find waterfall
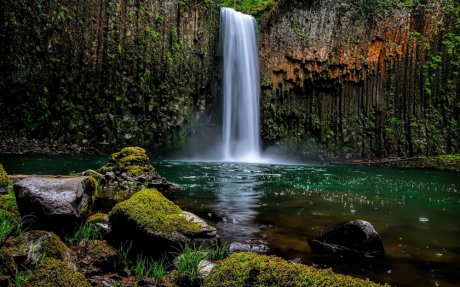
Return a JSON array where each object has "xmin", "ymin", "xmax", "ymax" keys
[{"xmin": 220, "ymin": 8, "xmax": 261, "ymax": 163}]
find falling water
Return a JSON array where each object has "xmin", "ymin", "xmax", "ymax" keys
[{"xmin": 220, "ymin": 8, "xmax": 261, "ymax": 162}]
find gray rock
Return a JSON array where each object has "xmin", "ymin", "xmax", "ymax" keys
[
  {"xmin": 14, "ymin": 176, "xmax": 96, "ymax": 230},
  {"xmin": 228, "ymin": 242, "xmax": 269, "ymax": 255},
  {"xmin": 198, "ymin": 259, "xmax": 215, "ymax": 280},
  {"xmin": 105, "ymin": 172, "xmax": 116, "ymax": 181},
  {"xmin": 308, "ymin": 220, "xmax": 385, "ymax": 257}
]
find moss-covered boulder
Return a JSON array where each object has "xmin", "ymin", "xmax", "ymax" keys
[
  {"xmin": 95, "ymin": 147, "xmax": 177, "ymax": 212},
  {"xmin": 0, "ymin": 164, "xmax": 8, "ymax": 195},
  {"xmin": 204, "ymin": 252, "xmax": 388, "ymax": 287},
  {"xmin": 109, "ymin": 188, "xmax": 217, "ymax": 255},
  {"xmin": 76, "ymin": 240, "xmax": 118, "ymax": 274},
  {"xmin": 0, "ymin": 230, "xmax": 75, "ymax": 275},
  {"xmin": 14, "ymin": 176, "xmax": 96, "ymax": 231},
  {"xmin": 26, "ymin": 258, "xmax": 91, "ymax": 287},
  {"xmin": 86, "ymin": 213, "xmax": 110, "ymax": 236}
]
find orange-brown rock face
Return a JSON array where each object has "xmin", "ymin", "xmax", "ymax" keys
[{"xmin": 259, "ymin": 0, "xmax": 459, "ymax": 159}]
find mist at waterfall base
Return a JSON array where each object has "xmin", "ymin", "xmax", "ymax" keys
[{"xmin": 175, "ymin": 8, "xmax": 293, "ymax": 164}]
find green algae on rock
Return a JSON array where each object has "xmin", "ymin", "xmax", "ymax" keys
[
  {"xmin": 204, "ymin": 252, "xmax": 388, "ymax": 287},
  {"xmin": 26, "ymin": 257, "xmax": 91, "ymax": 287},
  {"xmin": 109, "ymin": 188, "xmax": 216, "ymax": 253}
]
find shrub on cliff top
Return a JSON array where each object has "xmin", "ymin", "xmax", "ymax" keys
[{"xmin": 204, "ymin": 252, "xmax": 388, "ymax": 287}]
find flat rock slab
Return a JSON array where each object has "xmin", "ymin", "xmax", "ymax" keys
[{"xmin": 14, "ymin": 176, "xmax": 95, "ymax": 231}]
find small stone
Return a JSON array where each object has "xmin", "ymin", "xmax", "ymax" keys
[{"xmin": 198, "ymin": 259, "xmax": 215, "ymax": 280}]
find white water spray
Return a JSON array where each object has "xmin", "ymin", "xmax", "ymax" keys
[{"xmin": 220, "ymin": 8, "xmax": 261, "ymax": 163}]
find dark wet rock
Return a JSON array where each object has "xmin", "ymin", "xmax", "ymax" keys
[
  {"xmin": 308, "ymin": 220, "xmax": 385, "ymax": 257},
  {"xmin": 0, "ymin": 230, "xmax": 75, "ymax": 274},
  {"xmin": 228, "ymin": 242, "xmax": 269, "ymax": 255},
  {"xmin": 137, "ymin": 278, "xmax": 157, "ymax": 286},
  {"xmin": 13, "ymin": 176, "xmax": 96, "ymax": 231},
  {"xmin": 0, "ymin": 164, "xmax": 8, "ymax": 195},
  {"xmin": 109, "ymin": 188, "xmax": 217, "ymax": 255}
]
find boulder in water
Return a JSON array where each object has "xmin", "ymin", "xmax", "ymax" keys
[
  {"xmin": 228, "ymin": 242, "xmax": 269, "ymax": 255},
  {"xmin": 13, "ymin": 176, "xmax": 96, "ymax": 231},
  {"xmin": 308, "ymin": 220, "xmax": 385, "ymax": 257}
]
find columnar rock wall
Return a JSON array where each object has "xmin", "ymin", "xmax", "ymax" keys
[
  {"xmin": 259, "ymin": 0, "xmax": 460, "ymax": 159},
  {"xmin": 0, "ymin": 0, "xmax": 220, "ymax": 153}
]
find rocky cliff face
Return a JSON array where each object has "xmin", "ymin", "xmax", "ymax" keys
[
  {"xmin": 259, "ymin": 0, "xmax": 459, "ymax": 159},
  {"xmin": 0, "ymin": 0, "xmax": 219, "ymax": 153}
]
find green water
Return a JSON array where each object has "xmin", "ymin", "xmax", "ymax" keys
[{"xmin": 1, "ymin": 155, "xmax": 459, "ymax": 287}]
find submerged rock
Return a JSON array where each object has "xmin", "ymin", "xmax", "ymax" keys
[
  {"xmin": 308, "ymin": 220, "xmax": 385, "ymax": 257},
  {"xmin": 0, "ymin": 230, "xmax": 75, "ymax": 274},
  {"xmin": 27, "ymin": 257, "xmax": 91, "ymax": 287},
  {"xmin": 204, "ymin": 252, "xmax": 387, "ymax": 287},
  {"xmin": 0, "ymin": 164, "xmax": 8, "ymax": 195},
  {"xmin": 13, "ymin": 176, "xmax": 96, "ymax": 231},
  {"xmin": 109, "ymin": 188, "xmax": 217, "ymax": 255},
  {"xmin": 228, "ymin": 242, "xmax": 269, "ymax": 255}
]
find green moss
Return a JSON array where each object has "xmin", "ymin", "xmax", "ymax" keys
[
  {"xmin": 436, "ymin": 154, "xmax": 460, "ymax": 161},
  {"xmin": 204, "ymin": 252, "xmax": 388, "ymax": 287},
  {"xmin": 27, "ymin": 258, "xmax": 91, "ymax": 287},
  {"xmin": 87, "ymin": 213, "xmax": 108, "ymax": 224},
  {"xmin": 109, "ymin": 188, "xmax": 200, "ymax": 234},
  {"xmin": 220, "ymin": 0, "xmax": 279, "ymax": 15}
]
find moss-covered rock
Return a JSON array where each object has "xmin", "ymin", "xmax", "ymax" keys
[
  {"xmin": 76, "ymin": 240, "xmax": 118, "ymax": 273},
  {"xmin": 0, "ymin": 164, "xmax": 8, "ymax": 195},
  {"xmin": 26, "ymin": 258, "xmax": 90, "ymax": 287},
  {"xmin": 99, "ymin": 147, "xmax": 156, "ymax": 178},
  {"xmin": 95, "ymin": 147, "xmax": 177, "ymax": 212},
  {"xmin": 204, "ymin": 252, "xmax": 388, "ymax": 287},
  {"xmin": 109, "ymin": 188, "xmax": 216, "ymax": 254},
  {"xmin": 0, "ymin": 230, "xmax": 75, "ymax": 275}
]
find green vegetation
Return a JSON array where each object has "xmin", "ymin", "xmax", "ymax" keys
[
  {"xmin": 109, "ymin": 188, "xmax": 200, "ymax": 234},
  {"xmin": 219, "ymin": 0, "xmax": 279, "ymax": 15},
  {"xmin": 86, "ymin": 212, "xmax": 108, "ymax": 224},
  {"xmin": 204, "ymin": 252, "xmax": 388, "ymax": 287},
  {"xmin": 27, "ymin": 258, "xmax": 91, "ymax": 287},
  {"xmin": 134, "ymin": 255, "xmax": 166, "ymax": 283},
  {"xmin": 118, "ymin": 241, "xmax": 133, "ymax": 274},
  {"xmin": 65, "ymin": 223, "xmax": 102, "ymax": 245},
  {"xmin": 176, "ymin": 244, "xmax": 207, "ymax": 286}
]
